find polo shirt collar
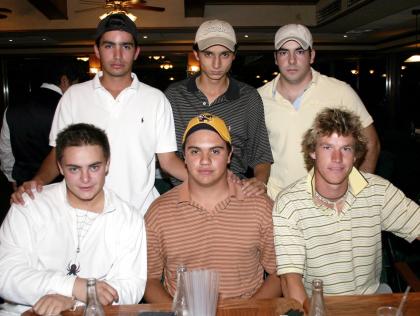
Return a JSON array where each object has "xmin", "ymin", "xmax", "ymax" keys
[
  {"xmin": 306, "ymin": 166, "xmax": 368, "ymax": 197},
  {"xmin": 271, "ymin": 67, "xmax": 319, "ymax": 98},
  {"xmin": 186, "ymin": 74, "xmax": 240, "ymax": 101},
  {"xmin": 93, "ymin": 71, "xmax": 139, "ymax": 91},
  {"xmin": 177, "ymin": 177, "xmax": 245, "ymax": 204},
  {"xmin": 40, "ymin": 83, "xmax": 63, "ymax": 95}
]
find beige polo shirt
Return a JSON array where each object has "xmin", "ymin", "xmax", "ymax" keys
[
  {"xmin": 258, "ymin": 69, "xmax": 373, "ymax": 199},
  {"xmin": 273, "ymin": 168, "xmax": 420, "ymax": 295}
]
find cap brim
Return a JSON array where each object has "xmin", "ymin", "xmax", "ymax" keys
[
  {"xmin": 196, "ymin": 37, "xmax": 236, "ymax": 52},
  {"xmin": 182, "ymin": 124, "xmax": 231, "ymax": 145},
  {"xmin": 275, "ymin": 37, "xmax": 311, "ymax": 50}
]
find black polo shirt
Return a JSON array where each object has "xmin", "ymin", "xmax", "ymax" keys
[{"xmin": 165, "ymin": 74, "xmax": 273, "ymax": 180}]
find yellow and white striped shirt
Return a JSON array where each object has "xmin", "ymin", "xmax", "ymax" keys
[{"xmin": 273, "ymin": 168, "xmax": 419, "ymax": 295}]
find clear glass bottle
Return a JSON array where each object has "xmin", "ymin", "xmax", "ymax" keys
[
  {"xmin": 83, "ymin": 278, "xmax": 105, "ymax": 316},
  {"xmin": 172, "ymin": 265, "xmax": 189, "ymax": 316},
  {"xmin": 308, "ymin": 279, "xmax": 327, "ymax": 316}
]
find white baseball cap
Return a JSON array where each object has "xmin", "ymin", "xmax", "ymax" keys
[
  {"xmin": 274, "ymin": 24, "xmax": 313, "ymax": 50},
  {"xmin": 195, "ymin": 19, "xmax": 237, "ymax": 52}
]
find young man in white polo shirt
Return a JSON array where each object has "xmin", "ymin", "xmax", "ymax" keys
[
  {"xmin": 11, "ymin": 13, "xmax": 186, "ymax": 214},
  {"xmin": 0, "ymin": 124, "xmax": 146, "ymax": 316},
  {"xmin": 273, "ymin": 108, "xmax": 419, "ymax": 312}
]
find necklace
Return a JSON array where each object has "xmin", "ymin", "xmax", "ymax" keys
[
  {"xmin": 66, "ymin": 209, "xmax": 98, "ymax": 275},
  {"xmin": 314, "ymin": 188, "xmax": 348, "ymax": 212}
]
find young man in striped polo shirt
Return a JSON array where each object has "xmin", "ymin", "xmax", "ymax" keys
[
  {"xmin": 273, "ymin": 108, "xmax": 419, "ymax": 310},
  {"xmin": 165, "ymin": 19, "xmax": 273, "ymax": 196},
  {"xmin": 144, "ymin": 113, "xmax": 282, "ymax": 302}
]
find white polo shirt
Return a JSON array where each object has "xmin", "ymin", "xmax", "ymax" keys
[
  {"xmin": 258, "ymin": 69, "xmax": 373, "ymax": 199},
  {"xmin": 49, "ymin": 72, "xmax": 177, "ymax": 214}
]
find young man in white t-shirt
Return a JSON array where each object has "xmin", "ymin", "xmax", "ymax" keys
[{"xmin": 0, "ymin": 123, "xmax": 146, "ymax": 315}]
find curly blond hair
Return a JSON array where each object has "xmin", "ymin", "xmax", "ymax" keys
[{"xmin": 301, "ymin": 108, "xmax": 368, "ymax": 171}]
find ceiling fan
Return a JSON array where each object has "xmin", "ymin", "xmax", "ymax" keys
[
  {"xmin": 77, "ymin": 0, "xmax": 165, "ymax": 14},
  {"xmin": 0, "ymin": 8, "xmax": 12, "ymax": 19}
]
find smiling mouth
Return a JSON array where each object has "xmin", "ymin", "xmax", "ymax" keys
[
  {"xmin": 79, "ymin": 186, "xmax": 93, "ymax": 191},
  {"xmin": 198, "ymin": 169, "xmax": 213, "ymax": 175}
]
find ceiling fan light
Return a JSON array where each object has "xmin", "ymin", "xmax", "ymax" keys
[
  {"xmin": 99, "ymin": 12, "xmax": 109, "ymax": 20},
  {"xmin": 126, "ymin": 12, "xmax": 137, "ymax": 21}
]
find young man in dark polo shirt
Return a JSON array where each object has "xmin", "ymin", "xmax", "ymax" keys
[{"xmin": 165, "ymin": 19, "xmax": 273, "ymax": 196}]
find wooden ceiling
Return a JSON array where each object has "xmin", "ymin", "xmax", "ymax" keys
[
  {"xmin": 1, "ymin": 0, "xmax": 420, "ymax": 54},
  {"xmin": 184, "ymin": 0, "xmax": 319, "ymax": 17}
]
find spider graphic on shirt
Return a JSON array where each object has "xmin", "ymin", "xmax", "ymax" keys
[{"xmin": 67, "ymin": 263, "xmax": 80, "ymax": 276}]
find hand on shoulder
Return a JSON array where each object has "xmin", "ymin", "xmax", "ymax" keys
[{"xmin": 10, "ymin": 180, "xmax": 44, "ymax": 205}]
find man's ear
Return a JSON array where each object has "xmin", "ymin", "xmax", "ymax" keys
[
  {"xmin": 94, "ymin": 44, "xmax": 100, "ymax": 60},
  {"xmin": 57, "ymin": 161, "xmax": 64, "ymax": 176},
  {"xmin": 310, "ymin": 152, "xmax": 316, "ymax": 160},
  {"xmin": 193, "ymin": 50, "xmax": 200, "ymax": 61},
  {"xmin": 105, "ymin": 160, "xmax": 110, "ymax": 175},
  {"xmin": 227, "ymin": 147, "xmax": 233, "ymax": 164},
  {"xmin": 134, "ymin": 46, "xmax": 141, "ymax": 60},
  {"xmin": 310, "ymin": 49, "xmax": 316, "ymax": 64}
]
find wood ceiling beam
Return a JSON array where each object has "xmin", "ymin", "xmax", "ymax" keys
[
  {"xmin": 27, "ymin": 0, "xmax": 68, "ymax": 20},
  {"xmin": 185, "ymin": 0, "xmax": 205, "ymax": 17},
  {"xmin": 184, "ymin": 0, "xmax": 319, "ymax": 17}
]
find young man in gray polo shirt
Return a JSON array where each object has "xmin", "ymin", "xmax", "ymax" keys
[{"xmin": 165, "ymin": 19, "xmax": 273, "ymax": 196}]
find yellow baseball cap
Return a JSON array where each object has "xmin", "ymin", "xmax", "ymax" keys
[{"xmin": 182, "ymin": 113, "xmax": 231, "ymax": 145}]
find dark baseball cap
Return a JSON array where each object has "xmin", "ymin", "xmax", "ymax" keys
[{"xmin": 95, "ymin": 13, "xmax": 139, "ymax": 45}]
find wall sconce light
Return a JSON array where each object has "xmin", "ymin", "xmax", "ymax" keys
[
  {"xmin": 160, "ymin": 61, "xmax": 173, "ymax": 70},
  {"xmin": 187, "ymin": 52, "xmax": 200, "ymax": 76},
  {"xmin": 89, "ymin": 54, "xmax": 101, "ymax": 74},
  {"xmin": 350, "ymin": 69, "xmax": 359, "ymax": 75},
  {"xmin": 405, "ymin": 9, "xmax": 420, "ymax": 63}
]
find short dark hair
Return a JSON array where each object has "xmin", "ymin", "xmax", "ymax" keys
[
  {"xmin": 41, "ymin": 59, "xmax": 81, "ymax": 86},
  {"xmin": 182, "ymin": 139, "xmax": 232, "ymax": 154},
  {"xmin": 56, "ymin": 123, "xmax": 110, "ymax": 162},
  {"xmin": 192, "ymin": 43, "xmax": 238, "ymax": 53},
  {"xmin": 301, "ymin": 108, "xmax": 367, "ymax": 171}
]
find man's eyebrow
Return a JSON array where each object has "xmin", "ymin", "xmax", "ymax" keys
[
  {"xmin": 101, "ymin": 40, "xmax": 134, "ymax": 46},
  {"xmin": 278, "ymin": 47, "xmax": 304, "ymax": 51},
  {"xmin": 89, "ymin": 161, "xmax": 103, "ymax": 166},
  {"xmin": 64, "ymin": 164, "xmax": 80, "ymax": 168}
]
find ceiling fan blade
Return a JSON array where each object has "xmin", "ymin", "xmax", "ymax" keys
[
  {"xmin": 0, "ymin": 8, "xmax": 12, "ymax": 13},
  {"xmin": 0, "ymin": 14, "xmax": 7, "ymax": 19},
  {"xmin": 128, "ymin": 4, "xmax": 165, "ymax": 12},
  {"xmin": 79, "ymin": 0, "xmax": 102, "ymax": 3},
  {"xmin": 75, "ymin": 6, "xmax": 103, "ymax": 13}
]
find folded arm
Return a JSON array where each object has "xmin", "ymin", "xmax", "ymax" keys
[
  {"xmin": 359, "ymin": 124, "xmax": 380, "ymax": 173},
  {"xmin": 252, "ymin": 273, "xmax": 282, "ymax": 299},
  {"xmin": 143, "ymin": 278, "xmax": 172, "ymax": 303},
  {"xmin": 157, "ymin": 151, "xmax": 187, "ymax": 182}
]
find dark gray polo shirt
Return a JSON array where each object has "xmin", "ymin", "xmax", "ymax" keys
[{"xmin": 165, "ymin": 75, "xmax": 273, "ymax": 180}]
